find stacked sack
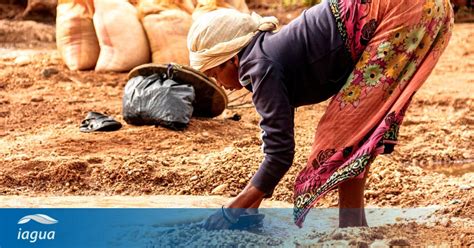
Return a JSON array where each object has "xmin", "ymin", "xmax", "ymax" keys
[
  {"xmin": 56, "ymin": 0, "xmax": 99, "ymax": 70},
  {"xmin": 135, "ymin": 0, "xmax": 249, "ymax": 65},
  {"xmin": 56, "ymin": 0, "xmax": 150, "ymax": 71},
  {"xmin": 56, "ymin": 0, "xmax": 249, "ymax": 71},
  {"xmin": 137, "ymin": 0, "xmax": 194, "ymax": 65},
  {"xmin": 93, "ymin": 0, "xmax": 150, "ymax": 71}
]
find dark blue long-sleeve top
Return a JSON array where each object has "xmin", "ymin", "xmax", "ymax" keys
[{"xmin": 237, "ymin": 0, "xmax": 354, "ymax": 195}]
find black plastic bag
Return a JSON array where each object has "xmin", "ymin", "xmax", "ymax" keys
[{"xmin": 122, "ymin": 73, "xmax": 195, "ymax": 130}]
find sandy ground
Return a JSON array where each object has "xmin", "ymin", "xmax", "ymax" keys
[{"xmin": 0, "ymin": 5, "xmax": 473, "ymax": 246}]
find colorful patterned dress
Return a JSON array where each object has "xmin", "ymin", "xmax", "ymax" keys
[{"xmin": 294, "ymin": 0, "xmax": 454, "ymax": 226}]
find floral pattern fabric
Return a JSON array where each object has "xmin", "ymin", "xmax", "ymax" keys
[{"xmin": 294, "ymin": 0, "xmax": 454, "ymax": 227}]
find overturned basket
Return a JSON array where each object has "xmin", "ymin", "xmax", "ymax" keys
[{"xmin": 128, "ymin": 63, "xmax": 228, "ymax": 118}]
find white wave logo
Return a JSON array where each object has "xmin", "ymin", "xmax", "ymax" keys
[
  {"xmin": 17, "ymin": 214, "xmax": 57, "ymax": 243},
  {"xmin": 17, "ymin": 214, "xmax": 58, "ymax": 225}
]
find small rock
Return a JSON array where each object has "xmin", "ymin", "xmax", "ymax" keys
[
  {"xmin": 227, "ymin": 113, "xmax": 241, "ymax": 121},
  {"xmin": 0, "ymin": 98, "xmax": 9, "ymax": 105},
  {"xmin": 449, "ymin": 199, "xmax": 461, "ymax": 205},
  {"xmin": 441, "ymin": 208, "xmax": 450, "ymax": 214},
  {"xmin": 331, "ymin": 230, "xmax": 344, "ymax": 240},
  {"xmin": 114, "ymin": 185, "xmax": 125, "ymax": 193},
  {"xmin": 31, "ymin": 96, "xmax": 44, "ymax": 102},
  {"xmin": 426, "ymin": 220, "xmax": 436, "ymax": 227},
  {"xmin": 349, "ymin": 240, "xmax": 369, "ymax": 248},
  {"xmin": 419, "ymin": 160, "xmax": 428, "ymax": 167},
  {"xmin": 388, "ymin": 238, "xmax": 410, "ymax": 246},
  {"xmin": 222, "ymin": 109, "xmax": 241, "ymax": 121},
  {"xmin": 370, "ymin": 240, "xmax": 389, "ymax": 248},
  {"xmin": 0, "ymin": 131, "xmax": 7, "ymax": 137},
  {"xmin": 146, "ymin": 161, "xmax": 154, "ymax": 166},
  {"xmin": 326, "ymin": 240, "xmax": 349, "ymax": 246},
  {"xmin": 379, "ymin": 169, "xmax": 389, "ymax": 178},
  {"xmin": 459, "ymin": 185, "xmax": 472, "ymax": 190},
  {"xmin": 410, "ymin": 190, "xmax": 421, "ymax": 196},
  {"xmin": 41, "ymin": 68, "xmax": 59, "ymax": 78},
  {"xmin": 439, "ymin": 217, "xmax": 450, "ymax": 227},
  {"xmin": 462, "ymin": 152, "xmax": 471, "ymax": 159},
  {"xmin": 427, "ymin": 158, "xmax": 434, "ymax": 166},
  {"xmin": 14, "ymin": 55, "xmax": 30, "ymax": 65},
  {"xmin": 64, "ymin": 85, "xmax": 73, "ymax": 91},
  {"xmin": 190, "ymin": 175, "xmax": 198, "ymax": 181},
  {"xmin": 223, "ymin": 147, "xmax": 233, "ymax": 153},
  {"xmin": 211, "ymin": 183, "xmax": 228, "ymax": 195},
  {"xmin": 365, "ymin": 190, "xmax": 377, "ymax": 196}
]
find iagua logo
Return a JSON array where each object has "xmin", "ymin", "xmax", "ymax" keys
[{"xmin": 17, "ymin": 214, "xmax": 57, "ymax": 243}]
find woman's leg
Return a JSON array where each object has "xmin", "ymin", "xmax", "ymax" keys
[
  {"xmin": 245, "ymin": 197, "xmax": 264, "ymax": 214},
  {"xmin": 338, "ymin": 166, "xmax": 369, "ymax": 227},
  {"xmin": 249, "ymin": 197, "xmax": 263, "ymax": 208},
  {"xmin": 294, "ymin": 0, "xmax": 454, "ymax": 226}
]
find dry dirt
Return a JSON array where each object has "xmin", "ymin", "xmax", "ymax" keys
[{"xmin": 0, "ymin": 4, "xmax": 473, "ymax": 246}]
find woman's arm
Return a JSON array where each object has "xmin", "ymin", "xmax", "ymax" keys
[
  {"xmin": 244, "ymin": 60, "xmax": 295, "ymax": 197},
  {"xmin": 226, "ymin": 184, "xmax": 265, "ymax": 209},
  {"xmin": 205, "ymin": 61, "xmax": 294, "ymax": 230}
]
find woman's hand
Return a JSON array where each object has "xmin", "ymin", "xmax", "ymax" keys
[
  {"xmin": 203, "ymin": 184, "xmax": 265, "ymax": 230},
  {"xmin": 203, "ymin": 206, "xmax": 240, "ymax": 230}
]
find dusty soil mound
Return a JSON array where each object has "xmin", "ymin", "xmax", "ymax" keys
[{"xmin": 0, "ymin": 19, "xmax": 55, "ymax": 48}]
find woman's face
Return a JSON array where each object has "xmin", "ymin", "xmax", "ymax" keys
[{"xmin": 204, "ymin": 57, "xmax": 243, "ymax": 91}]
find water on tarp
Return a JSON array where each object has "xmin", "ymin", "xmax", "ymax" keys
[
  {"xmin": 107, "ymin": 207, "xmax": 440, "ymax": 247},
  {"xmin": 0, "ymin": 195, "xmax": 439, "ymax": 247}
]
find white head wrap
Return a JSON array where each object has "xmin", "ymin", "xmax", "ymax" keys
[{"xmin": 187, "ymin": 8, "xmax": 279, "ymax": 72}]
